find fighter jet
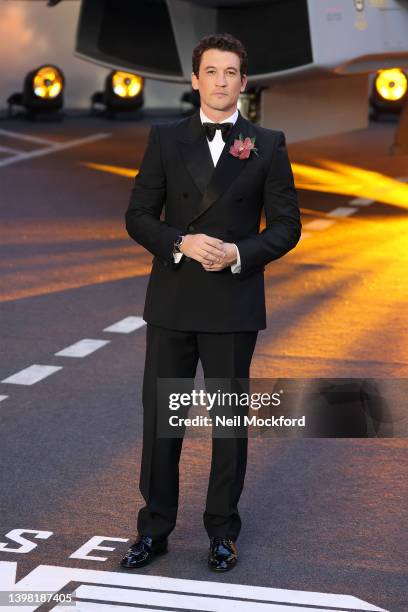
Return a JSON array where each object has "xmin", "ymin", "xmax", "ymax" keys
[{"xmin": 41, "ymin": 0, "xmax": 408, "ymax": 144}]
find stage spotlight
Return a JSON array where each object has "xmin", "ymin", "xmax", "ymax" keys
[
  {"xmin": 91, "ymin": 70, "xmax": 144, "ymax": 117},
  {"xmin": 370, "ymin": 68, "xmax": 407, "ymax": 120},
  {"xmin": 375, "ymin": 68, "xmax": 407, "ymax": 101},
  {"xmin": 112, "ymin": 71, "xmax": 143, "ymax": 98},
  {"xmin": 7, "ymin": 65, "xmax": 65, "ymax": 119}
]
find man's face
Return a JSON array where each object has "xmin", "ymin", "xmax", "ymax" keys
[{"xmin": 191, "ymin": 48, "xmax": 247, "ymax": 111}]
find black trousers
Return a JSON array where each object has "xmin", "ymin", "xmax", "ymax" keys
[{"xmin": 137, "ymin": 324, "xmax": 258, "ymax": 542}]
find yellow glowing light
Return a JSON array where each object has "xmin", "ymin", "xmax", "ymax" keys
[
  {"xmin": 82, "ymin": 163, "xmax": 139, "ymax": 178},
  {"xmin": 112, "ymin": 72, "xmax": 143, "ymax": 98},
  {"xmin": 33, "ymin": 66, "xmax": 63, "ymax": 99},
  {"xmin": 254, "ymin": 215, "xmax": 408, "ymax": 376},
  {"xmin": 375, "ymin": 68, "xmax": 407, "ymax": 101},
  {"xmin": 0, "ymin": 219, "xmax": 151, "ymax": 303},
  {"xmin": 82, "ymin": 158, "xmax": 408, "ymax": 211},
  {"xmin": 291, "ymin": 160, "xmax": 408, "ymax": 209}
]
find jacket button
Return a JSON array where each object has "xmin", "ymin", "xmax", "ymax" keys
[{"xmin": 188, "ymin": 225, "xmax": 194, "ymax": 231}]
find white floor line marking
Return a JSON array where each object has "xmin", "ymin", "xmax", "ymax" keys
[
  {"xmin": 0, "ymin": 128, "xmax": 56, "ymax": 145},
  {"xmin": 55, "ymin": 603, "xmax": 163, "ymax": 611},
  {"xmin": 0, "ymin": 563, "xmax": 386, "ymax": 612},
  {"xmin": 0, "ymin": 395, "xmax": 8, "ymax": 402},
  {"xmin": 103, "ymin": 316, "xmax": 146, "ymax": 334},
  {"xmin": 1, "ymin": 364, "xmax": 62, "ymax": 386},
  {"xmin": 73, "ymin": 587, "xmax": 352, "ymax": 612},
  {"xmin": 74, "ymin": 583, "xmax": 385, "ymax": 612},
  {"xmin": 349, "ymin": 197, "xmax": 374, "ymax": 206},
  {"xmin": 396, "ymin": 176, "xmax": 408, "ymax": 182},
  {"xmin": 0, "ymin": 133, "xmax": 111, "ymax": 168},
  {"xmin": 0, "ymin": 144, "xmax": 22, "ymax": 155},
  {"xmin": 55, "ymin": 339, "xmax": 110, "ymax": 358},
  {"xmin": 328, "ymin": 207, "xmax": 358, "ymax": 217},
  {"xmin": 303, "ymin": 219, "xmax": 336, "ymax": 231}
]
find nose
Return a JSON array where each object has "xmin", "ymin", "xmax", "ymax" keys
[{"xmin": 215, "ymin": 73, "xmax": 227, "ymax": 87}]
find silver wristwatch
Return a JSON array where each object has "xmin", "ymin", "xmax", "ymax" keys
[{"xmin": 173, "ymin": 235, "xmax": 184, "ymax": 254}]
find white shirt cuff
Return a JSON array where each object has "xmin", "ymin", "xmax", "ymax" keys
[{"xmin": 230, "ymin": 244, "xmax": 241, "ymax": 274}]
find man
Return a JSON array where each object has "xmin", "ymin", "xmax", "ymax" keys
[{"xmin": 120, "ymin": 33, "xmax": 301, "ymax": 572}]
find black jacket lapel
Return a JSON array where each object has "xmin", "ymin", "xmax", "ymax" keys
[
  {"xmin": 177, "ymin": 110, "xmax": 214, "ymax": 196},
  {"xmin": 177, "ymin": 109, "xmax": 256, "ymax": 224},
  {"xmin": 193, "ymin": 111, "xmax": 251, "ymax": 223}
]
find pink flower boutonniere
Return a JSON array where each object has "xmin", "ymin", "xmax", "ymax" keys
[{"xmin": 229, "ymin": 133, "xmax": 258, "ymax": 160}]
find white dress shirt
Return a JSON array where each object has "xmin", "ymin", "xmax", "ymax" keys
[{"xmin": 173, "ymin": 107, "xmax": 241, "ymax": 273}]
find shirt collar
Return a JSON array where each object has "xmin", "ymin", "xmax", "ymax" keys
[{"xmin": 200, "ymin": 107, "xmax": 238, "ymax": 125}]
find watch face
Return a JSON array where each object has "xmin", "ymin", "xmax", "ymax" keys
[{"xmin": 174, "ymin": 236, "xmax": 183, "ymax": 253}]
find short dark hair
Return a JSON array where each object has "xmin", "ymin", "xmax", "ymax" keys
[{"xmin": 192, "ymin": 33, "xmax": 248, "ymax": 78}]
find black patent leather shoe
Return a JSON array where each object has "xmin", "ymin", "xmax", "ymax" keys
[
  {"xmin": 208, "ymin": 537, "xmax": 238, "ymax": 571},
  {"xmin": 120, "ymin": 535, "xmax": 168, "ymax": 569}
]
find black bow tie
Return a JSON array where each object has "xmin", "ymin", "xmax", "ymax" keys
[{"xmin": 202, "ymin": 122, "xmax": 234, "ymax": 143}]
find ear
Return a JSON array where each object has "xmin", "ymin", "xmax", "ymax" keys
[
  {"xmin": 191, "ymin": 71, "xmax": 199, "ymax": 91},
  {"xmin": 240, "ymin": 74, "xmax": 248, "ymax": 92}
]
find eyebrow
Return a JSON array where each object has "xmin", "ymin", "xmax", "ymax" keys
[{"xmin": 204, "ymin": 66, "xmax": 238, "ymax": 71}]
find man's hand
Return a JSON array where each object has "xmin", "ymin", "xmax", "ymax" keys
[
  {"xmin": 202, "ymin": 242, "xmax": 237, "ymax": 272},
  {"xmin": 180, "ymin": 234, "xmax": 226, "ymax": 265}
]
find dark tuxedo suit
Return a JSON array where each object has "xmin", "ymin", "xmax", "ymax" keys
[
  {"xmin": 125, "ymin": 108, "xmax": 301, "ymax": 542},
  {"xmin": 126, "ymin": 109, "xmax": 301, "ymax": 332}
]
